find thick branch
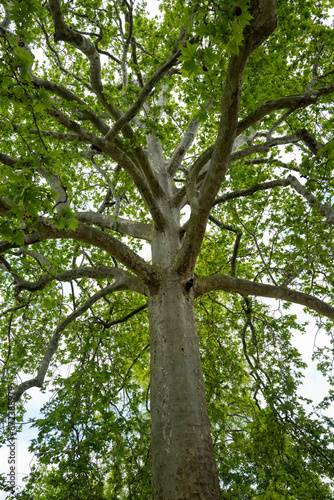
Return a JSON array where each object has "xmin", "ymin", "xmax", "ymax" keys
[
  {"xmin": 76, "ymin": 212, "xmax": 151, "ymax": 241},
  {"xmin": 49, "ymin": 0, "xmax": 104, "ymax": 95},
  {"xmin": 172, "ymin": 146, "xmax": 214, "ymax": 208},
  {"xmin": 168, "ymin": 98, "xmax": 212, "ymax": 177},
  {"xmin": 229, "ymin": 132, "xmax": 305, "ymax": 163},
  {"xmin": 43, "ymin": 107, "xmax": 165, "ymax": 228},
  {"xmin": 287, "ymin": 175, "xmax": 334, "ymax": 224},
  {"xmin": 0, "ymin": 152, "xmax": 18, "ymax": 167},
  {"xmin": 175, "ymin": 0, "xmax": 278, "ymax": 274},
  {"xmin": 48, "ymin": 0, "xmax": 163, "ymax": 189},
  {"xmin": 14, "ymin": 266, "xmax": 147, "ymax": 297},
  {"xmin": 237, "ymin": 84, "xmax": 334, "ymax": 135},
  {"xmin": 195, "ymin": 274, "xmax": 334, "ymax": 320},
  {"xmin": 35, "ymin": 219, "xmax": 157, "ymax": 286}
]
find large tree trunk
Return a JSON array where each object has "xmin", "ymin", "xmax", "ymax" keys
[{"xmin": 148, "ymin": 273, "xmax": 221, "ymax": 499}]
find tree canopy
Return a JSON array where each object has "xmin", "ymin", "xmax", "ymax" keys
[{"xmin": 0, "ymin": 0, "xmax": 334, "ymax": 498}]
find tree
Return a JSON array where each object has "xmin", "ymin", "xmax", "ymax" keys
[{"xmin": 0, "ymin": 0, "xmax": 334, "ymax": 497}]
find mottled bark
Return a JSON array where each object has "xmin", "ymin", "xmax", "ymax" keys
[{"xmin": 148, "ymin": 274, "xmax": 221, "ymax": 499}]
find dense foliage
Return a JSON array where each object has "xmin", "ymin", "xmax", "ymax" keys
[{"xmin": 0, "ymin": 0, "xmax": 334, "ymax": 497}]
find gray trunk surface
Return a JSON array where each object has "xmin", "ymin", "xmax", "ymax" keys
[
  {"xmin": 148, "ymin": 277, "xmax": 221, "ymax": 499},
  {"xmin": 148, "ymin": 193, "xmax": 221, "ymax": 498}
]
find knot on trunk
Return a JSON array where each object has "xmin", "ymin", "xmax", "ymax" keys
[{"xmin": 185, "ymin": 277, "xmax": 194, "ymax": 291}]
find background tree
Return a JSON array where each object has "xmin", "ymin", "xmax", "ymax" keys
[{"xmin": 0, "ymin": 0, "xmax": 334, "ymax": 498}]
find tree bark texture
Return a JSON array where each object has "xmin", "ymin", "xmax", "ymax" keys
[{"xmin": 148, "ymin": 275, "xmax": 221, "ymax": 499}]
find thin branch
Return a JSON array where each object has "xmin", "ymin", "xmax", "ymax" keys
[
  {"xmin": 229, "ymin": 131, "xmax": 306, "ymax": 163},
  {"xmin": 266, "ymin": 109, "xmax": 295, "ymax": 140},
  {"xmin": 15, "ymin": 248, "xmax": 54, "ymax": 271},
  {"xmin": 0, "ymin": 304, "xmax": 25, "ymax": 321},
  {"xmin": 31, "ymin": 75, "xmax": 110, "ymax": 135},
  {"xmin": 213, "ymin": 178, "xmax": 290, "ymax": 206},
  {"xmin": 105, "ymin": 303, "xmax": 148, "ymax": 329},
  {"xmin": 104, "ymin": 48, "xmax": 182, "ymax": 143},
  {"xmin": 208, "ymin": 216, "xmax": 241, "ymax": 235},
  {"xmin": 231, "ymin": 233, "xmax": 242, "ymax": 277},
  {"xmin": 12, "ymin": 281, "xmax": 127, "ymax": 402},
  {"xmin": 118, "ymin": 342, "xmax": 150, "ymax": 393},
  {"xmin": 131, "ymin": 38, "xmax": 144, "ymax": 87},
  {"xmin": 37, "ymin": 19, "xmax": 94, "ymax": 92}
]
